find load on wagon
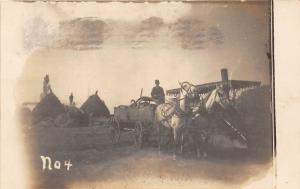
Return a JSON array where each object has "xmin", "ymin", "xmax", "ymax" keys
[{"xmin": 110, "ymin": 96, "xmax": 157, "ymax": 148}]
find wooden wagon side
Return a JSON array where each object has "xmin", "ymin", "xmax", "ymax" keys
[{"xmin": 109, "ymin": 97, "xmax": 156, "ymax": 148}]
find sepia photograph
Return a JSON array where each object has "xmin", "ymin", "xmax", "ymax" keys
[{"xmin": 1, "ymin": 1, "xmax": 276, "ymax": 189}]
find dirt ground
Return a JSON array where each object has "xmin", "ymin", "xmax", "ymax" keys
[
  {"xmin": 19, "ymin": 86, "xmax": 274, "ymax": 189},
  {"xmin": 22, "ymin": 124, "xmax": 273, "ymax": 189}
]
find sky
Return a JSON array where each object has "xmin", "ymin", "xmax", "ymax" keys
[{"xmin": 14, "ymin": 1, "xmax": 271, "ymax": 112}]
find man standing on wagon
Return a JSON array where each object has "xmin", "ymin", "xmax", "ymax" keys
[{"xmin": 151, "ymin": 79, "xmax": 165, "ymax": 104}]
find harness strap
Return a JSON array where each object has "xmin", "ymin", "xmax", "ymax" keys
[{"xmin": 221, "ymin": 116, "xmax": 247, "ymax": 142}]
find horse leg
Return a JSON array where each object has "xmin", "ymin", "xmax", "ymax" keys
[
  {"xmin": 180, "ymin": 127, "xmax": 188, "ymax": 156},
  {"xmin": 180, "ymin": 133, "xmax": 184, "ymax": 155},
  {"xmin": 193, "ymin": 129, "xmax": 206, "ymax": 159},
  {"xmin": 201, "ymin": 131, "xmax": 208, "ymax": 158},
  {"xmin": 173, "ymin": 127, "xmax": 183, "ymax": 160},
  {"xmin": 194, "ymin": 131, "xmax": 201, "ymax": 159},
  {"xmin": 173, "ymin": 128, "xmax": 177, "ymax": 160},
  {"xmin": 196, "ymin": 136, "xmax": 201, "ymax": 159},
  {"xmin": 157, "ymin": 122, "xmax": 161, "ymax": 156}
]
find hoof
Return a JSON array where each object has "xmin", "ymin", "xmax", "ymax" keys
[
  {"xmin": 173, "ymin": 154, "xmax": 176, "ymax": 161},
  {"xmin": 196, "ymin": 149, "xmax": 202, "ymax": 159}
]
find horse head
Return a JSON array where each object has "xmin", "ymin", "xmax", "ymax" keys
[
  {"xmin": 196, "ymin": 85, "xmax": 248, "ymax": 150},
  {"xmin": 178, "ymin": 81, "xmax": 197, "ymax": 98},
  {"xmin": 204, "ymin": 85, "xmax": 232, "ymax": 113}
]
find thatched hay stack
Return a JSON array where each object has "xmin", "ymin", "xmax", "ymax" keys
[
  {"xmin": 32, "ymin": 93, "xmax": 65, "ymax": 125},
  {"xmin": 235, "ymin": 85, "xmax": 273, "ymax": 160},
  {"xmin": 55, "ymin": 106, "xmax": 89, "ymax": 127},
  {"xmin": 80, "ymin": 94, "xmax": 110, "ymax": 117}
]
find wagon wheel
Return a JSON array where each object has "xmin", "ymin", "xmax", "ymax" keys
[
  {"xmin": 110, "ymin": 117, "xmax": 121, "ymax": 145},
  {"xmin": 134, "ymin": 121, "xmax": 144, "ymax": 149}
]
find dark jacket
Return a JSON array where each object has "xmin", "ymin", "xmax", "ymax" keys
[{"xmin": 151, "ymin": 86, "xmax": 165, "ymax": 104}]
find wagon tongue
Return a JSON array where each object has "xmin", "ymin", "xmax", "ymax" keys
[{"xmin": 221, "ymin": 116, "xmax": 247, "ymax": 142}]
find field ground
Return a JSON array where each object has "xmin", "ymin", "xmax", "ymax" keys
[{"xmin": 22, "ymin": 124, "xmax": 273, "ymax": 189}]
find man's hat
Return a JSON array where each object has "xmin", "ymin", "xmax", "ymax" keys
[{"xmin": 155, "ymin": 80, "xmax": 160, "ymax": 84}]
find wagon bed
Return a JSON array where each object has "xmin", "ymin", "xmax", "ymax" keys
[{"xmin": 109, "ymin": 96, "xmax": 157, "ymax": 148}]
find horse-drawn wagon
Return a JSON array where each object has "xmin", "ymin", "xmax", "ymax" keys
[
  {"xmin": 109, "ymin": 71, "xmax": 257, "ymax": 158},
  {"xmin": 109, "ymin": 96, "xmax": 157, "ymax": 148}
]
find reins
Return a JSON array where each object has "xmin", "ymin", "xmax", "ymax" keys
[{"xmin": 160, "ymin": 84, "xmax": 194, "ymax": 121}]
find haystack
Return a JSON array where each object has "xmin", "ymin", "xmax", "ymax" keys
[
  {"xmin": 80, "ymin": 94, "xmax": 110, "ymax": 117},
  {"xmin": 32, "ymin": 93, "xmax": 65, "ymax": 124},
  {"xmin": 55, "ymin": 106, "xmax": 89, "ymax": 127},
  {"xmin": 235, "ymin": 86, "xmax": 273, "ymax": 160}
]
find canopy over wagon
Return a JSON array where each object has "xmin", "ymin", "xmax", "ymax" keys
[
  {"xmin": 166, "ymin": 80, "xmax": 261, "ymax": 96},
  {"xmin": 166, "ymin": 69, "xmax": 260, "ymax": 97}
]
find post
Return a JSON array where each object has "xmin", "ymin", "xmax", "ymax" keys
[
  {"xmin": 221, "ymin": 68, "xmax": 228, "ymax": 82},
  {"xmin": 140, "ymin": 88, "xmax": 143, "ymax": 97},
  {"xmin": 221, "ymin": 68, "xmax": 229, "ymax": 98}
]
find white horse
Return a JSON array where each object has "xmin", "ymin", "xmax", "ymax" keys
[{"xmin": 155, "ymin": 81, "xmax": 196, "ymax": 160}]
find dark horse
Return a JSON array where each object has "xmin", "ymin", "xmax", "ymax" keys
[{"xmin": 182, "ymin": 83, "xmax": 248, "ymax": 158}]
